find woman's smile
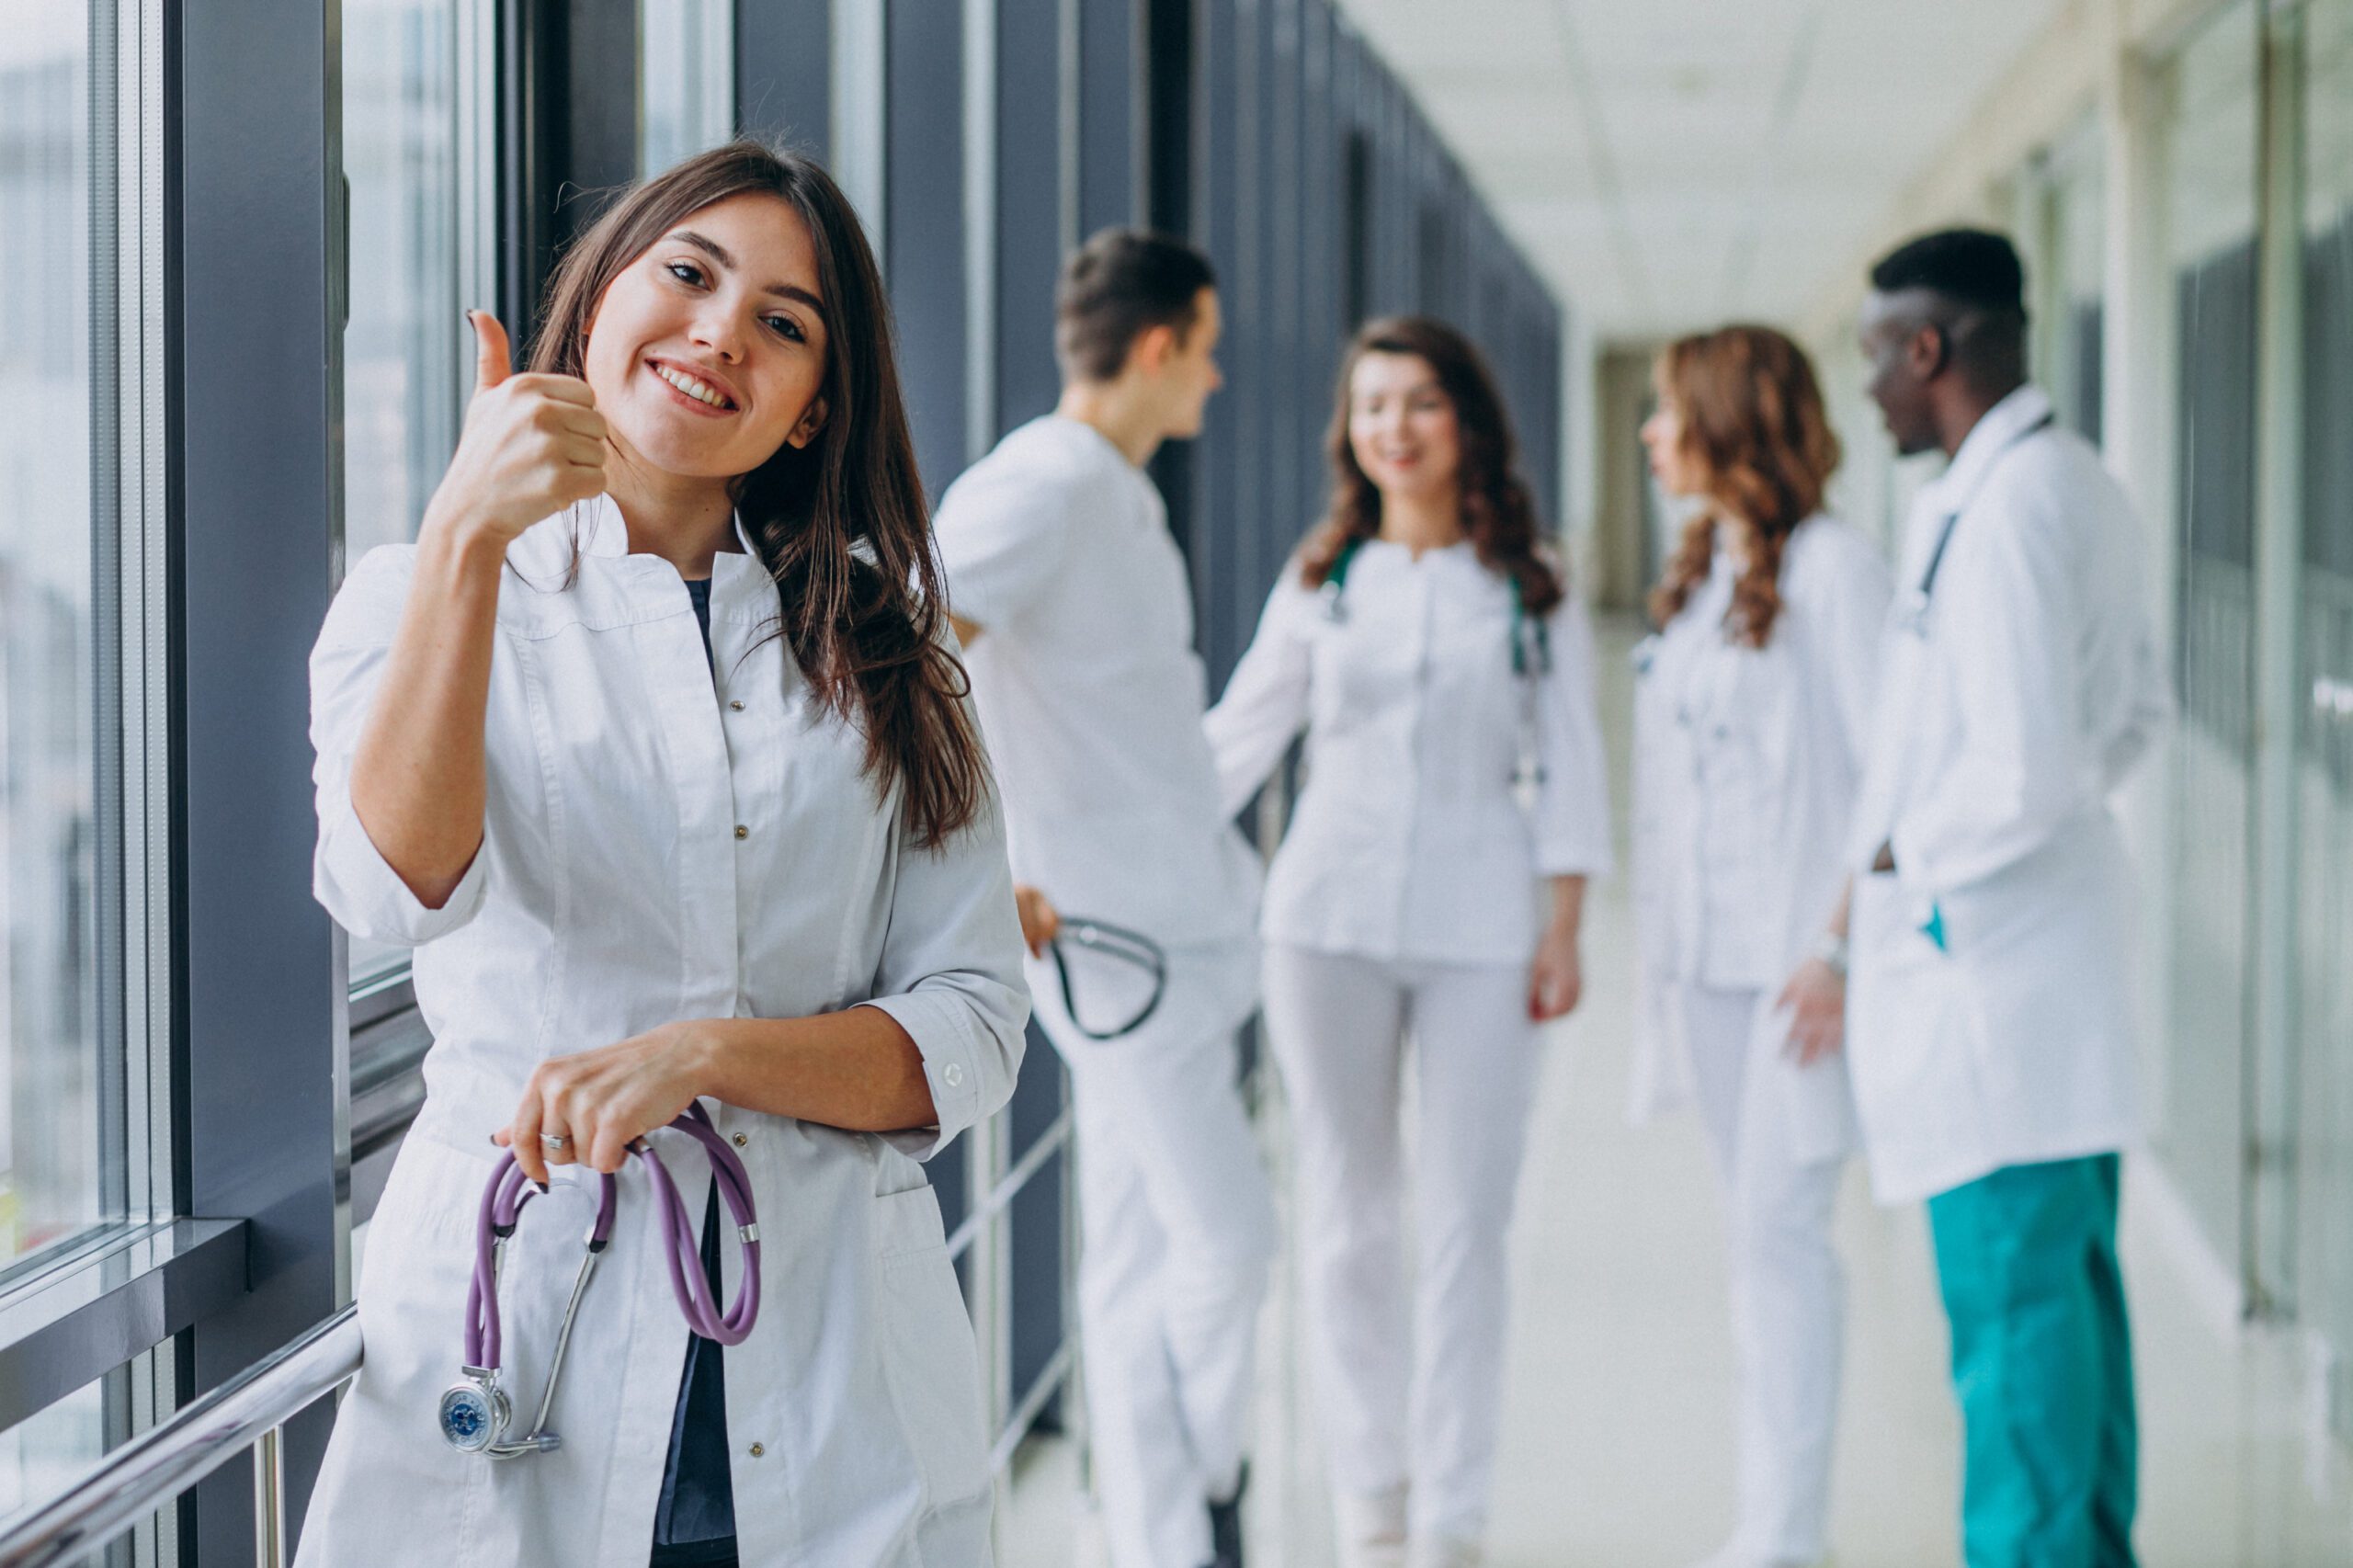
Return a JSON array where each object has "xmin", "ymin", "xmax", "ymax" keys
[{"xmin": 646, "ymin": 356, "xmax": 742, "ymax": 415}]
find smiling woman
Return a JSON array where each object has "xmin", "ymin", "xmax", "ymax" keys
[{"xmin": 296, "ymin": 141, "xmax": 1029, "ymax": 1568}]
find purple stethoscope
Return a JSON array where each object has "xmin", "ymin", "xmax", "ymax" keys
[{"xmin": 437, "ymin": 1100, "xmax": 761, "ymax": 1458}]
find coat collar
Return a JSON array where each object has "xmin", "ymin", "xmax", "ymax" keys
[{"xmin": 1920, "ymin": 384, "xmax": 2053, "ymax": 519}]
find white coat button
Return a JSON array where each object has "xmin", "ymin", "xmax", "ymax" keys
[
  {"xmin": 729, "ymin": 699, "xmax": 744, "ymax": 711},
  {"xmin": 943, "ymin": 1063, "xmax": 965, "ymax": 1088},
  {"xmin": 748, "ymin": 1442, "xmax": 765, "ymax": 1458},
  {"xmin": 733, "ymin": 824, "xmax": 749, "ymax": 840},
  {"xmin": 732, "ymin": 1132, "xmax": 747, "ymax": 1148}
]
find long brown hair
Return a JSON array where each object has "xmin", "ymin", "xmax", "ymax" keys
[
  {"xmin": 1646, "ymin": 324, "xmax": 1840, "ymax": 649},
  {"xmin": 529, "ymin": 141, "xmax": 986, "ymax": 848},
  {"xmin": 1299, "ymin": 316, "xmax": 1563, "ymax": 617}
]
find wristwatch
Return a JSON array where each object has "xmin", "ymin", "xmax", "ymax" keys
[{"xmin": 1809, "ymin": 930, "xmax": 1848, "ymax": 979}]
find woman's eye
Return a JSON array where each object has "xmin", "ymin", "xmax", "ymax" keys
[
  {"xmin": 767, "ymin": 315, "xmax": 805, "ymax": 343},
  {"xmin": 665, "ymin": 260, "xmax": 706, "ymax": 288}
]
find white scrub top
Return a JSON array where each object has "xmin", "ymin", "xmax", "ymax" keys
[
  {"xmin": 1845, "ymin": 386, "xmax": 2170, "ymax": 1204},
  {"xmin": 1629, "ymin": 516, "xmax": 1890, "ymax": 1161},
  {"xmin": 1206, "ymin": 540, "xmax": 1613, "ymax": 967},
  {"xmin": 298, "ymin": 499, "xmax": 1029, "ymax": 1568},
  {"xmin": 932, "ymin": 415, "xmax": 1262, "ymax": 948}
]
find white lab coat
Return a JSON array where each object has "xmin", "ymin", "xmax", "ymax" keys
[
  {"xmin": 1629, "ymin": 516, "xmax": 1891, "ymax": 1164},
  {"xmin": 298, "ymin": 500, "xmax": 1029, "ymax": 1568},
  {"xmin": 1845, "ymin": 387, "xmax": 2170, "ymax": 1205},
  {"xmin": 1205, "ymin": 540, "xmax": 1614, "ymax": 965}
]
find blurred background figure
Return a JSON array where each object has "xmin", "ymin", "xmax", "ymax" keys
[
  {"xmin": 1630, "ymin": 324, "xmax": 1890, "ymax": 1568},
  {"xmin": 1844, "ymin": 228, "xmax": 2169, "ymax": 1568},
  {"xmin": 1207, "ymin": 317, "xmax": 1612, "ymax": 1568},
  {"xmin": 935, "ymin": 230, "xmax": 1273, "ymax": 1568}
]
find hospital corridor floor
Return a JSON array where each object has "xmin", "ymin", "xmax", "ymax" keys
[{"xmin": 997, "ymin": 618, "xmax": 2353, "ymax": 1568}]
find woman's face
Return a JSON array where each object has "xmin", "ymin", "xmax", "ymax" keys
[
  {"xmin": 583, "ymin": 192, "xmax": 831, "ymax": 481},
  {"xmin": 1639, "ymin": 386, "xmax": 1701, "ymax": 497},
  {"xmin": 1347, "ymin": 352, "xmax": 1461, "ymax": 504}
]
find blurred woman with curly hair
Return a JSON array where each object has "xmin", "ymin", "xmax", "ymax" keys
[{"xmin": 1631, "ymin": 324, "xmax": 1891, "ymax": 1568}]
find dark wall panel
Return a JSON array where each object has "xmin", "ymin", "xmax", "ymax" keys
[
  {"xmin": 736, "ymin": 0, "xmax": 832, "ymax": 153},
  {"xmin": 888, "ymin": 0, "xmax": 970, "ymax": 499},
  {"xmin": 998, "ymin": 0, "xmax": 1066, "ymax": 437}
]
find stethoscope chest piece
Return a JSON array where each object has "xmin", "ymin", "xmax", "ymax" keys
[{"xmin": 438, "ymin": 1376, "xmax": 514, "ymax": 1455}]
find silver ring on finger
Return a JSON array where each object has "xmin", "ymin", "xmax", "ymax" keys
[{"xmin": 540, "ymin": 1132, "xmax": 573, "ymax": 1153}]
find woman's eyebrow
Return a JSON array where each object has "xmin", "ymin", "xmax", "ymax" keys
[{"xmin": 671, "ymin": 229, "xmax": 825, "ymax": 313}]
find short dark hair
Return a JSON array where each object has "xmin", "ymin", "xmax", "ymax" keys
[
  {"xmin": 1055, "ymin": 229, "xmax": 1216, "ymax": 382},
  {"xmin": 1869, "ymin": 227, "xmax": 2026, "ymax": 313}
]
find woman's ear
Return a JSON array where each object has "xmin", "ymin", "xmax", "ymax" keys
[{"xmin": 787, "ymin": 395, "xmax": 830, "ymax": 450}]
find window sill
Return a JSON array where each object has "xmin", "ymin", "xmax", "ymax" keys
[{"xmin": 0, "ymin": 1220, "xmax": 247, "ymax": 1431}]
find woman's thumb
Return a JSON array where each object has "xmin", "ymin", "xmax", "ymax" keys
[{"xmin": 468, "ymin": 310, "xmax": 512, "ymax": 392}]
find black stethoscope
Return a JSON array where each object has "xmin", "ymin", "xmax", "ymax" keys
[
  {"xmin": 1895, "ymin": 411, "xmax": 2055, "ymax": 639},
  {"xmin": 1317, "ymin": 535, "xmax": 1552, "ymax": 785},
  {"xmin": 1047, "ymin": 916, "xmax": 1169, "ymax": 1041}
]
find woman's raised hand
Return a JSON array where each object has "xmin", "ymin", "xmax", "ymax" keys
[{"xmin": 421, "ymin": 311, "xmax": 608, "ymax": 548}]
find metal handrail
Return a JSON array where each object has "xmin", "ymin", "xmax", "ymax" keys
[
  {"xmin": 947, "ymin": 1106, "xmax": 1073, "ymax": 1263},
  {"xmin": 0, "ymin": 1305, "xmax": 362, "ymax": 1568}
]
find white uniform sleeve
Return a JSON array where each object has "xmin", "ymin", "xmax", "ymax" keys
[
  {"xmin": 1203, "ymin": 570, "xmax": 1317, "ymax": 821},
  {"xmin": 1801, "ymin": 529, "xmax": 1894, "ymax": 773},
  {"xmin": 1530, "ymin": 596, "xmax": 1615, "ymax": 878},
  {"xmin": 858, "ymin": 725, "xmax": 1031, "ymax": 1162},
  {"xmin": 309, "ymin": 546, "xmax": 493, "ymax": 946},
  {"xmin": 1888, "ymin": 484, "xmax": 2085, "ymax": 895},
  {"xmin": 931, "ymin": 456, "xmax": 1078, "ymax": 631}
]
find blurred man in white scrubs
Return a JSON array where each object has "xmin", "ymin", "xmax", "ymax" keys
[
  {"xmin": 933, "ymin": 230, "xmax": 1273, "ymax": 1568},
  {"xmin": 1838, "ymin": 228, "xmax": 2167, "ymax": 1568}
]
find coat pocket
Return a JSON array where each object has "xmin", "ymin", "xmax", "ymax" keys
[{"xmin": 873, "ymin": 1187, "xmax": 993, "ymax": 1514}]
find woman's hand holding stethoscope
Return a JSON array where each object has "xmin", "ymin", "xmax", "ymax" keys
[
  {"xmin": 421, "ymin": 312, "xmax": 609, "ymax": 551},
  {"xmin": 495, "ymin": 1021, "xmax": 712, "ymax": 1184}
]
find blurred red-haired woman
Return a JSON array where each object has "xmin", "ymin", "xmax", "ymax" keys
[{"xmin": 1631, "ymin": 324, "xmax": 1890, "ymax": 1568}]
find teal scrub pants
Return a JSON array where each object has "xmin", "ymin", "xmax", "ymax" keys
[{"xmin": 1925, "ymin": 1153, "xmax": 2137, "ymax": 1568}]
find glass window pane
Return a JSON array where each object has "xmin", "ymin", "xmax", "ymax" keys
[
  {"xmin": 2157, "ymin": 0, "xmax": 2262, "ymax": 1278},
  {"xmin": 342, "ymin": 0, "xmax": 460, "ymax": 991},
  {"xmin": 641, "ymin": 0, "xmax": 735, "ymax": 176},
  {"xmin": 2298, "ymin": 0, "xmax": 2353, "ymax": 1444},
  {"xmin": 1, "ymin": 0, "xmax": 123, "ymax": 1265}
]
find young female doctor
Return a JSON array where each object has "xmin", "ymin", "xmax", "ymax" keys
[
  {"xmin": 1206, "ymin": 317, "xmax": 1611, "ymax": 1568},
  {"xmin": 1630, "ymin": 326, "xmax": 1890, "ymax": 1568},
  {"xmin": 299, "ymin": 142, "xmax": 1029, "ymax": 1568}
]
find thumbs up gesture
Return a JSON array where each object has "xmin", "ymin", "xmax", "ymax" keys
[{"xmin": 420, "ymin": 312, "xmax": 609, "ymax": 548}]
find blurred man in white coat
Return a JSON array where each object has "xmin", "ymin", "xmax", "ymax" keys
[
  {"xmin": 1831, "ymin": 228, "xmax": 2167, "ymax": 1568},
  {"xmin": 932, "ymin": 230, "xmax": 1273, "ymax": 1568}
]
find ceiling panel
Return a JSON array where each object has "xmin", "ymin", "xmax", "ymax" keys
[{"xmin": 1334, "ymin": 0, "xmax": 2069, "ymax": 340}]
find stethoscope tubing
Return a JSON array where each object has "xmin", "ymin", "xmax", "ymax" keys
[
  {"xmin": 464, "ymin": 1099, "xmax": 760, "ymax": 1375},
  {"xmin": 1047, "ymin": 916, "xmax": 1170, "ymax": 1041}
]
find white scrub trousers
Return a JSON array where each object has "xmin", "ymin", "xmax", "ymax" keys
[
  {"xmin": 1679, "ymin": 983, "xmax": 1846, "ymax": 1565},
  {"xmin": 1032, "ymin": 939, "xmax": 1276, "ymax": 1568},
  {"xmin": 1261, "ymin": 945, "xmax": 1546, "ymax": 1549}
]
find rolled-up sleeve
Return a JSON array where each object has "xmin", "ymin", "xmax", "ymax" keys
[
  {"xmin": 1530, "ymin": 597, "xmax": 1615, "ymax": 877},
  {"xmin": 859, "ymin": 754, "xmax": 1031, "ymax": 1162},
  {"xmin": 310, "ymin": 546, "xmax": 493, "ymax": 946}
]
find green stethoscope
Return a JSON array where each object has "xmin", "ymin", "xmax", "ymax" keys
[
  {"xmin": 1318, "ymin": 535, "xmax": 1552, "ymax": 676},
  {"xmin": 1317, "ymin": 534, "xmax": 1552, "ymax": 785}
]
